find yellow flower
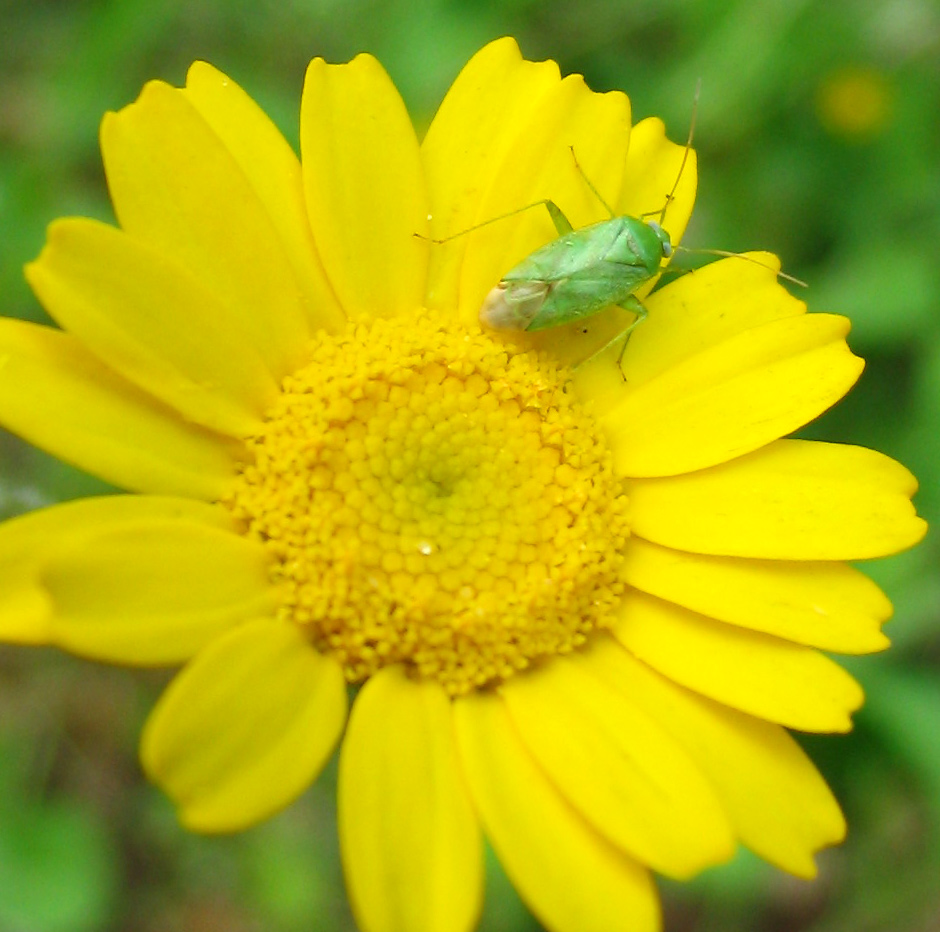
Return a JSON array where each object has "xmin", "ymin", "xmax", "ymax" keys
[{"xmin": 1, "ymin": 38, "xmax": 926, "ymax": 932}]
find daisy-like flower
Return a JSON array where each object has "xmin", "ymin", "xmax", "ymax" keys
[{"xmin": 1, "ymin": 38, "xmax": 926, "ymax": 932}]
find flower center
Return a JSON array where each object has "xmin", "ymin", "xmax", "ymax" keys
[{"xmin": 224, "ymin": 310, "xmax": 630, "ymax": 695}]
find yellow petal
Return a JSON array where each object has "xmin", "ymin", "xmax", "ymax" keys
[
  {"xmin": 587, "ymin": 636, "xmax": 846, "ymax": 878},
  {"xmin": 301, "ymin": 54, "xmax": 429, "ymax": 319},
  {"xmin": 44, "ymin": 511, "xmax": 275, "ymax": 666},
  {"xmin": 602, "ymin": 313, "xmax": 864, "ymax": 476},
  {"xmin": 141, "ymin": 618, "xmax": 346, "ymax": 832},
  {"xmin": 0, "ymin": 495, "xmax": 235, "ymax": 645},
  {"xmin": 421, "ymin": 37, "xmax": 631, "ymax": 328},
  {"xmin": 614, "ymin": 593, "xmax": 864, "ymax": 732},
  {"xmin": 628, "ymin": 439, "xmax": 927, "ymax": 560},
  {"xmin": 622, "ymin": 537, "xmax": 891, "ymax": 653},
  {"xmin": 421, "ymin": 38, "xmax": 565, "ymax": 312},
  {"xmin": 27, "ymin": 218, "xmax": 277, "ymax": 437},
  {"xmin": 421, "ymin": 37, "xmax": 559, "ymax": 244},
  {"xmin": 454, "ymin": 690, "xmax": 660, "ymax": 932},
  {"xmin": 0, "ymin": 318, "xmax": 237, "ymax": 498},
  {"xmin": 573, "ymin": 252, "xmax": 804, "ymax": 415},
  {"xmin": 339, "ymin": 666, "xmax": 482, "ymax": 932},
  {"xmin": 100, "ymin": 80, "xmax": 310, "ymax": 377},
  {"xmin": 183, "ymin": 61, "xmax": 345, "ymax": 334},
  {"xmin": 500, "ymin": 655, "xmax": 735, "ymax": 878},
  {"xmin": 454, "ymin": 70, "xmax": 632, "ymax": 331}
]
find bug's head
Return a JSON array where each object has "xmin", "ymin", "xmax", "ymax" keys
[{"xmin": 646, "ymin": 220, "xmax": 673, "ymax": 259}]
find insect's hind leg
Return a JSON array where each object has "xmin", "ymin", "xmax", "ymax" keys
[
  {"xmin": 543, "ymin": 200, "xmax": 574, "ymax": 235},
  {"xmin": 418, "ymin": 198, "xmax": 574, "ymax": 244}
]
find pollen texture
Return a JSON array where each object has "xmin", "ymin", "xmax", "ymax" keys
[{"xmin": 224, "ymin": 310, "xmax": 630, "ymax": 695}]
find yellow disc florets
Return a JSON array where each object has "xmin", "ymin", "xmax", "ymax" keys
[{"xmin": 224, "ymin": 310, "xmax": 630, "ymax": 695}]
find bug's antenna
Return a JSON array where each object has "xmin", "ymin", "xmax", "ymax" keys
[
  {"xmin": 643, "ymin": 79, "xmax": 701, "ymax": 228},
  {"xmin": 649, "ymin": 82, "xmax": 807, "ymax": 291},
  {"xmin": 660, "ymin": 78, "xmax": 700, "ymax": 226},
  {"xmin": 674, "ymin": 246, "xmax": 809, "ymax": 288}
]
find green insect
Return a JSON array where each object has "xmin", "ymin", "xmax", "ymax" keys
[
  {"xmin": 428, "ymin": 113, "xmax": 696, "ymax": 369},
  {"xmin": 477, "ymin": 165, "xmax": 675, "ymax": 358},
  {"xmin": 430, "ymin": 92, "xmax": 802, "ymax": 371}
]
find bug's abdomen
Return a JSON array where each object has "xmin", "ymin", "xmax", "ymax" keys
[{"xmin": 522, "ymin": 269, "xmax": 644, "ymax": 331}]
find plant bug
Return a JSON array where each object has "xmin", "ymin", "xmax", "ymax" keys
[
  {"xmin": 426, "ymin": 86, "xmax": 803, "ymax": 374},
  {"xmin": 477, "ymin": 157, "xmax": 676, "ymax": 360},
  {"xmin": 425, "ymin": 95, "xmax": 699, "ymax": 372}
]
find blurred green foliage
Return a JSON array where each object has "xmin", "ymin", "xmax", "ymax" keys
[{"xmin": 1, "ymin": 0, "xmax": 938, "ymax": 930}]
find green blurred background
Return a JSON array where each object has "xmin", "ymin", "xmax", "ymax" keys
[{"xmin": 1, "ymin": 0, "xmax": 938, "ymax": 930}]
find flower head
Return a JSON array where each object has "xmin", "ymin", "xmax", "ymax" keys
[{"xmin": 1, "ymin": 38, "xmax": 926, "ymax": 932}]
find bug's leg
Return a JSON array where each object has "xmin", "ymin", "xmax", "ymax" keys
[
  {"xmin": 418, "ymin": 199, "xmax": 574, "ymax": 244},
  {"xmin": 543, "ymin": 200, "xmax": 574, "ymax": 235},
  {"xmin": 614, "ymin": 296, "xmax": 648, "ymax": 370},
  {"xmin": 567, "ymin": 147, "xmax": 616, "ymax": 219},
  {"xmin": 571, "ymin": 296, "xmax": 649, "ymax": 380}
]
